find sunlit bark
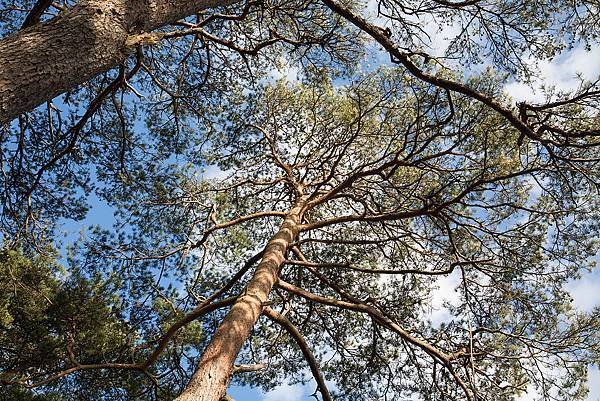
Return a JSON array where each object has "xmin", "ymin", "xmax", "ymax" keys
[
  {"xmin": 174, "ymin": 197, "xmax": 306, "ymax": 401},
  {"xmin": 0, "ymin": 0, "xmax": 240, "ymax": 123}
]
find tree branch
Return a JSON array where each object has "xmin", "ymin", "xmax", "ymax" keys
[
  {"xmin": 20, "ymin": 0, "xmax": 54, "ymax": 29},
  {"xmin": 263, "ymin": 307, "xmax": 333, "ymax": 401}
]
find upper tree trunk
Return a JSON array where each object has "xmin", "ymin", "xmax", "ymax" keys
[
  {"xmin": 0, "ymin": 0, "xmax": 240, "ymax": 124},
  {"xmin": 174, "ymin": 198, "xmax": 307, "ymax": 401}
]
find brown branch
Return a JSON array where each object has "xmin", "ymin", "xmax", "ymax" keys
[
  {"xmin": 248, "ymin": 123, "xmax": 304, "ymax": 196},
  {"xmin": 276, "ymin": 279, "xmax": 451, "ymax": 361},
  {"xmin": 192, "ymin": 211, "xmax": 287, "ymax": 248},
  {"xmin": 142, "ymin": 251, "xmax": 264, "ymax": 369},
  {"xmin": 263, "ymin": 307, "xmax": 333, "ymax": 401},
  {"xmin": 277, "ymin": 279, "xmax": 475, "ymax": 400},
  {"xmin": 320, "ymin": 0, "xmax": 537, "ymax": 142},
  {"xmin": 301, "ymin": 163, "xmax": 541, "ymax": 232},
  {"xmin": 129, "ymin": 26, "xmax": 280, "ymax": 57},
  {"xmin": 142, "ymin": 296, "xmax": 237, "ymax": 368},
  {"xmin": 284, "ymin": 258, "xmax": 487, "ymax": 276},
  {"xmin": 299, "ymin": 206, "xmax": 430, "ymax": 231},
  {"xmin": 432, "ymin": 0, "xmax": 482, "ymax": 6},
  {"xmin": 4, "ymin": 296, "xmax": 237, "ymax": 388},
  {"xmin": 173, "ymin": 197, "xmax": 308, "ymax": 401},
  {"xmin": 20, "ymin": 0, "xmax": 53, "ymax": 29},
  {"xmin": 7, "ymin": 363, "xmax": 142, "ymax": 389},
  {"xmin": 23, "ymin": 48, "xmax": 143, "ymax": 212}
]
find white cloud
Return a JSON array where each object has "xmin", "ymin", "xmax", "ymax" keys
[
  {"xmin": 505, "ymin": 45, "xmax": 600, "ymax": 103},
  {"xmin": 587, "ymin": 366, "xmax": 600, "ymax": 401},
  {"xmin": 266, "ymin": 58, "xmax": 300, "ymax": 83},
  {"xmin": 544, "ymin": 45, "xmax": 600, "ymax": 85},
  {"xmin": 202, "ymin": 164, "xmax": 229, "ymax": 180},
  {"xmin": 262, "ymin": 383, "xmax": 305, "ymax": 401},
  {"xmin": 518, "ymin": 384, "xmax": 538, "ymax": 401},
  {"xmin": 422, "ymin": 18, "xmax": 462, "ymax": 57},
  {"xmin": 366, "ymin": 0, "xmax": 461, "ymax": 57},
  {"xmin": 504, "ymin": 81, "xmax": 547, "ymax": 104},
  {"xmin": 566, "ymin": 269, "xmax": 600, "ymax": 312},
  {"xmin": 428, "ymin": 270, "xmax": 462, "ymax": 326}
]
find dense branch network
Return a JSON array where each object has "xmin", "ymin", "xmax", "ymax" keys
[{"xmin": 0, "ymin": 1, "xmax": 599, "ymax": 401}]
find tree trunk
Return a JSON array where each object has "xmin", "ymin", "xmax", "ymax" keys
[
  {"xmin": 174, "ymin": 198, "xmax": 306, "ymax": 401},
  {"xmin": 0, "ymin": 0, "xmax": 240, "ymax": 124}
]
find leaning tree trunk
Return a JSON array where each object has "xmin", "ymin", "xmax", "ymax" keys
[
  {"xmin": 174, "ymin": 198, "xmax": 307, "ymax": 401},
  {"xmin": 0, "ymin": 0, "xmax": 240, "ymax": 124}
]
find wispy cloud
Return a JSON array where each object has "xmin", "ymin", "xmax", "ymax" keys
[
  {"xmin": 262, "ymin": 383, "xmax": 305, "ymax": 401},
  {"xmin": 428, "ymin": 269, "xmax": 462, "ymax": 326},
  {"xmin": 505, "ymin": 45, "xmax": 600, "ymax": 103},
  {"xmin": 566, "ymin": 270, "xmax": 600, "ymax": 312}
]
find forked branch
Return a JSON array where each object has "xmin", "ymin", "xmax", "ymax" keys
[{"xmin": 263, "ymin": 306, "xmax": 333, "ymax": 401}]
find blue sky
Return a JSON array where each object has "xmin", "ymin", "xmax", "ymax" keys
[
  {"xmin": 50, "ymin": 3, "xmax": 600, "ymax": 400},
  {"xmin": 213, "ymin": 13, "xmax": 600, "ymax": 401},
  {"xmin": 56, "ymin": 46, "xmax": 600, "ymax": 401}
]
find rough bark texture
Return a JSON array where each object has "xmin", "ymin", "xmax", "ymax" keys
[
  {"xmin": 174, "ymin": 199, "xmax": 306, "ymax": 401},
  {"xmin": 0, "ymin": 0, "xmax": 240, "ymax": 123}
]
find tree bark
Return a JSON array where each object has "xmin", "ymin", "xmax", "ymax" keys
[
  {"xmin": 174, "ymin": 198, "xmax": 306, "ymax": 401},
  {"xmin": 0, "ymin": 0, "xmax": 240, "ymax": 124}
]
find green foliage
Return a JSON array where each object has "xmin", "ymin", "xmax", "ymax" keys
[
  {"xmin": 0, "ymin": 247, "xmax": 211, "ymax": 400},
  {"xmin": 0, "ymin": 1, "xmax": 598, "ymax": 400},
  {"xmin": 0, "ymin": 387, "xmax": 66, "ymax": 401}
]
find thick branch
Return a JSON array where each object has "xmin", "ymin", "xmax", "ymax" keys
[
  {"xmin": 193, "ymin": 211, "xmax": 287, "ymax": 248},
  {"xmin": 20, "ymin": 0, "xmax": 54, "ymax": 29},
  {"xmin": 320, "ymin": 0, "xmax": 537, "ymax": 141},
  {"xmin": 174, "ymin": 197, "xmax": 307, "ymax": 401},
  {"xmin": 278, "ymin": 278, "xmax": 475, "ymax": 400},
  {"xmin": 299, "ymin": 207, "xmax": 430, "ymax": 231},
  {"xmin": 263, "ymin": 307, "xmax": 333, "ymax": 401},
  {"xmin": 284, "ymin": 259, "xmax": 477, "ymax": 276},
  {"xmin": 143, "ymin": 296, "xmax": 237, "ymax": 368},
  {"xmin": 0, "ymin": 0, "xmax": 242, "ymax": 123},
  {"xmin": 277, "ymin": 279, "xmax": 475, "ymax": 400},
  {"xmin": 277, "ymin": 279, "xmax": 452, "ymax": 363},
  {"xmin": 3, "ymin": 296, "xmax": 236, "ymax": 389}
]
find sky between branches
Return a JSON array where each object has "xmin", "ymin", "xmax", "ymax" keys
[{"xmin": 50, "ymin": 2, "xmax": 600, "ymax": 400}]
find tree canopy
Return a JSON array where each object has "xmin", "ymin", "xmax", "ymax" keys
[{"xmin": 0, "ymin": 1, "xmax": 599, "ymax": 401}]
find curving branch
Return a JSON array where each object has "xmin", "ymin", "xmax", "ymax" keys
[
  {"xmin": 143, "ymin": 296, "xmax": 237, "ymax": 369},
  {"xmin": 20, "ymin": 0, "xmax": 54, "ymax": 29},
  {"xmin": 320, "ymin": 0, "xmax": 599, "ymax": 151},
  {"xmin": 2, "ymin": 296, "xmax": 237, "ymax": 389},
  {"xmin": 192, "ymin": 210, "xmax": 288, "ymax": 248},
  {"xmin": 0, "ymin": 0, "xmax": 244, "ymax": 123},
  {"xmin": 263, "ymin": 306, "xmax": 333, "ymax": 401},
  {"xmin": 283, "ymin": 258, "xmax": 490, "ymax": 276},
  {"xmin": 277, "ymin": 279, "xmax": 475, "ymax": 400}
]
